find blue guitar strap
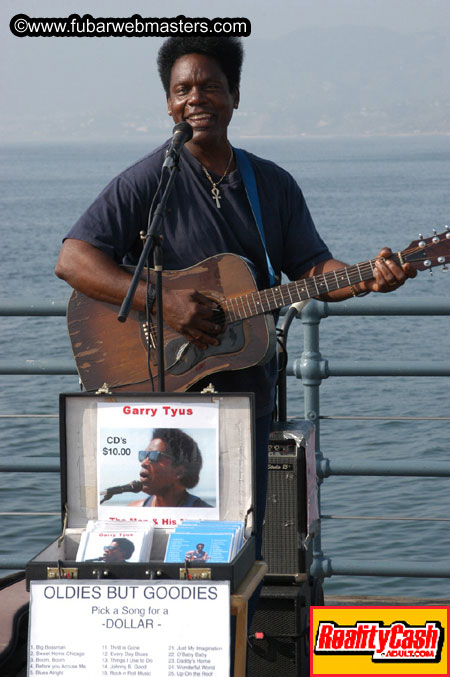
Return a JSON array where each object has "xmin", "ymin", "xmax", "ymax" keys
[{"xmin": 234, "ymin": 147, "xmax": 276, "ymax": 287}]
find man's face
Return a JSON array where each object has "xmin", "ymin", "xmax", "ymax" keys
[
  {"xmin": 167, "ymin": 53, "xmax": 239, "ymax": 146},
  {"xmin": 139, "ymin": 437, "xmax": 181, "ymax": 495},
  {"xmin": 103, "ymin": 541, "xmax": 125, "ymax": 563}
]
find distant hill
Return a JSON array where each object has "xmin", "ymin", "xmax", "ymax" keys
[
  {"xmin": 237, "ymin": 25, "xmax": 450, "ymax": 136},
  {"xmin": 2, "ymin": 25, "xmax": 449, "ymax": 140}
]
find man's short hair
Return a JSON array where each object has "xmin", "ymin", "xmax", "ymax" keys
[
  {"xmin": 152, "ymin": 428, "xmax": 203, "ymax": 489},
  {"xmin": 113, "ymin": 538, "xmax": 135, "ymax": 560},
  {"xmin": 157, "ymin": 36, "xmax": 244, "ymax": 96}
]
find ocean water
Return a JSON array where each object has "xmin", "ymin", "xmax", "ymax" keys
[{"xmin": 1, "ymin": 135, "xmax": 449, "ymax": 598}]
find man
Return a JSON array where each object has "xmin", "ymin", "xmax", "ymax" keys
[
  {"xmin": 185, "ymin": 543, "xmax": 209, "ymax": 562},
  {"xmin": 55, "ymin": 36, "xmax": 415, "ymax": 559},
  {"xmin": 88, "ymin": 537, "xmax": 135, "ymax": 563},
  {"xmin": 129, "ymin": 428, "xmax": 211, "ymax": 508}
]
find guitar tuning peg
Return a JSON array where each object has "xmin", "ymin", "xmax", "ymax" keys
[
  {"xmin": 445, "ymin": 225, "xmax": 450, "ymax": 239},
  {"xmin": 418, "ymin": 233, "xmax": 426, "ymax": 248},
  {"xmin": 432, "ymin": 228, "xmax": 440, "ymax": 243},
  {"xmin": 442, "ymin": 265, "xmax": 449, "ymax": 272}
]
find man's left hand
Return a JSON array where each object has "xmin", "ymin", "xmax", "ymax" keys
[{"xmin": 358, "ymin": 247, "xmax": 417, "ymax": 294}]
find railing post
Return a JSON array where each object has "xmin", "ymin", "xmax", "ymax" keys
[
  {"xmin": 293, "ymin": 300, "xmax": 331, "ymax": 579},
  {"xmin": 294, "ymin": 299, "xmax": 328, "ymax": 450}
]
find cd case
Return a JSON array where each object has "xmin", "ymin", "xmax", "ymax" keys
[
  {"xmin": 165, "ymin": 521, "xmax": 245, "ymax": 563},
  {"xmin": 26, "ymin": 392, "xmax": 256, "ymax": 592}
]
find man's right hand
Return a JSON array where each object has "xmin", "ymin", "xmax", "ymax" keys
[
  {"xmin": 56, "ymin": 239, "xmax": 222, "ymax": 350},
  {"xmin": 162, "ymin": 287, "xmax": 222, "ymax": 350}
]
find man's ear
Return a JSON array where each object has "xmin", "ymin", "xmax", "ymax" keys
[{"xmin": 233, "ymin": 88, "xmax": 240, "ymax": 109}]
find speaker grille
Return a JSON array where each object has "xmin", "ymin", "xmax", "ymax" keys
[
  {"xmin": 262, "ymin": 436, "xmax": 307, "ymax": 576},
  {"xmin": 248, "ymin": 585, "xmax": 309, "ymax": 677}
]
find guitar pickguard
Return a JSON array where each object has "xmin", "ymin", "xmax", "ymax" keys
[{"xmin": 143, "ymin": 320, "xmax": 246, "ymax": 376}]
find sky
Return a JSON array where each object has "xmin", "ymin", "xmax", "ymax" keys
[{"xmin": 1, "ymin": 0, "xmax": 450, "ymax": 140}]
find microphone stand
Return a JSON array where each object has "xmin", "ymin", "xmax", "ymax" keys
[{"xmin": 117, "ymin": 161, "xmax": 181, "ymax": 393}]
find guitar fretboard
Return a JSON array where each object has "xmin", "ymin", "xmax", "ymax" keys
[{"xmin": 223, "ymin": 255, "xmax": 398, "ymax": 322}]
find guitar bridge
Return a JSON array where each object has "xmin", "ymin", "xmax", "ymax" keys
[{"xmin": 141, "ymin": 319, "xmax": 156, "ymax": 350}]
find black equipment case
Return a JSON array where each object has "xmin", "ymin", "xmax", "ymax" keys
[
  {"xmin": 262, "ymin": 420, "xmax": 318, "ymax": 583},
  {"xmin": 26, "ymin": 392, "xmax": 256, "ymax": 592}
]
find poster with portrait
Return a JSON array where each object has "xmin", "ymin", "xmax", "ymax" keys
[{"xmin": 96, "ymin": 400, "xmax": 220, "ymax": 526}]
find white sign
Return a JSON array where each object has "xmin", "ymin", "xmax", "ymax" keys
[{"xmin": 29, "ymin": 580, "xmax": 230, "ymax": 676}]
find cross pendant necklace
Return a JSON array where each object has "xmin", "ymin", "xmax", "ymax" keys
[
  {"xmin": 211, "ymin": 186, "xmax": 221, "ymax": 208},
  {"xmin": 201, "ymin": 144, "xmax": 234, "ymax": 209}
]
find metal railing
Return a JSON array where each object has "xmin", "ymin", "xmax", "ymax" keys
[
  {"xmin": 281, "ymin": 296, "xmax": 450, "ymax": 583},
  {"xmin": 1, "ymin": 297, "xmax": 450, "ymax": 584}
]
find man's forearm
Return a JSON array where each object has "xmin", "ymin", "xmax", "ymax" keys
[{"xmin": 55, "ymin": 238, "xmax": 149, "ymax": 309}]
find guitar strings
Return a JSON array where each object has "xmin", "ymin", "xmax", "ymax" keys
[
  {"xmin": 143, "ymin": 241, "xmax": 440, "ymax": 340},
  {"xmin": 223, "ymin": 244, "xmax": 434, "ymax": 321}
]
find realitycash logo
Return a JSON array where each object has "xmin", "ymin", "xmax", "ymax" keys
[
  {"xmin": 315, "ymin": 620, "xmax": 444, "ymax": 662},
  {"xmin": 311, "ymin": 607, "xmax": 449, "ymax": 676}
]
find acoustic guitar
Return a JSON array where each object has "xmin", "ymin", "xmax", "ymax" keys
[{"xmin": 67, "ymin": 229, "xmax": 450, "ymax": 393}]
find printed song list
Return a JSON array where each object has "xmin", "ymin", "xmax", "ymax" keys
[
  {"xmin": 28, "ymin": 641, "xmax": 222, "ymax": 675},
  {"xmin": 29, "ymin": 581, "xmax": 230, "ymax": 676},
  {"xmin": 168, "ymin": 643, "xmax": 219, "ymax": 676},
  {"xmin": 29, "ymin": 644, "xmax": 87, "ymax": 673}
]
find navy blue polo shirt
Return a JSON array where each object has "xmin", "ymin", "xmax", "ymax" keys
[{"xmin": 66, "ymin": 142, "xmax": 332, "ymax": 416}]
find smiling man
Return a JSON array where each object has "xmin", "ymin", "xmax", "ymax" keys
[{"xmin": 55, "ymin": 36, "xmax": 415, "ymax": 567}]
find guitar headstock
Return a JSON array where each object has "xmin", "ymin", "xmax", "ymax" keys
[{"xmin": 401, "ymin": 226, "xmax": 450, "ymax": 272}]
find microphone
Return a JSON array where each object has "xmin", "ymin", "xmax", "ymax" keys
[
  {"xmin": 163, "ymin": 122, "xmax": 193, "ymax": 169},
  {"xmin": 100, "ymin": 480, "xmax": 143, "ymax": 504}
]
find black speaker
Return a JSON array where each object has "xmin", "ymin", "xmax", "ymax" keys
[
  {"xmin": 247, "ymin": 584, "xmax": 310, "ymax": 677},
  {"xmin": 262, "ymin": 426, "xmax": 311, "ymax": 581}
]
